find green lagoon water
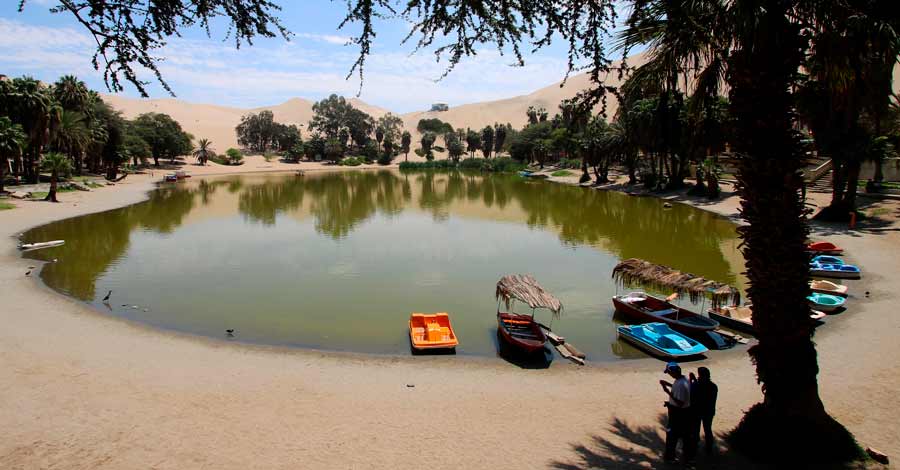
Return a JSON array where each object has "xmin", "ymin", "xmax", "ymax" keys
[{"xmin": 22, "ymin": 170, "xmax": 742, "ymax": 361}]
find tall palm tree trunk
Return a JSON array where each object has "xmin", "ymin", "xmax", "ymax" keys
[
  {"xmin": 728, "ymin": 2, "xmax": 858, "ymax": 461},
  {"xmin": 44, "ymin": 170, "xmax": 59, "ymax": 203}
]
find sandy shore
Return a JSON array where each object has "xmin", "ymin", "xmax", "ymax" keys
[{"xmin": 2, "ymin": 159, "xmax": 898, "ymax": 469}]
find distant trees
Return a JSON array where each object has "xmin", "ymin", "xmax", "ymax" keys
[
  {"xmin": 377, "ymin": 113, "xmax": 404, "ymax": 144},
  {"xmin": 445, "ymin": 132, "xmax": 466, "ymax": 163},
  {"xmin": 131, "ymin": 112, "xmax": 193, "ymax": 166},
  {"xmin": 420, "ymin": 132, "xmax": 436, "ymax": 161},
  {"xmin": 481, "ymin": 126, "xmax": 495, "ymax": 158},
  {"xmin": 417, "ymin": 118, "xmax": 453, "ymax": 135},
  {"xmin": 0, "ymin": 117, "xmax": 26, "ymax": 193},
  {"xmin": 40, "ymin": 152, "xmax": 73, "ymax": 202},
  {"xmin": 465, "ymin": 129, "xmax": 482, "ymax": 158},
  {"xmin": 225, "ymin": 148, "xmax": 243, "ymax": 165},
  {"xmin": 194, "ymin": 138, "xmax": 213, "ymax": 165},
  {"xmin": 235, "ymin": 110, "xmax": 301, "ymax": 153},
  {"xmin": 308, "ymin": 94, "xmax": 377, "ymax": 152},
  {"xmin": 494, "ymin": 124, "xmax": 508, "ymax": 156},
  {"xmin": 400, "ymin": 131, "xmax": 412, "ymax": 162},
  {"xmin": 306, "ymin": 95, "xmax": 405, "ymax": 164}
]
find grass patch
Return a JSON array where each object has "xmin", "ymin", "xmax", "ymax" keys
[
  {"xmin": 400, "ymin": 157, "xmax": 526, "ymax": 173},
  {"xmin": 0, "ymin": 201, "xmax": 15, "ymax": 210},
  {"xmin": 857, "ymin": 180, "xmax": 900, "ymax": 189},
  {"xmin": 551, "ymin": 170, "xmax": 573, "ymax": 177},
  {"xmin": 81, "ymin": 179, "xmax": 104, "ymax": 189},
  {"xmin": 30, "ymin": 187, "xmax": 77, "ymax": 199}
]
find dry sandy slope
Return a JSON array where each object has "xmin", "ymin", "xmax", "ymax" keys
[
  {"xmin": 103, "ymin": 56, "xmax": 645, "ymax": 154},
  {"xmin": 1, "ymin": 164, "xmax": 898, "ymax": 469}
]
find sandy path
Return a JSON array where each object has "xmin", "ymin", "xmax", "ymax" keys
[{"xmin": 1, "ymin": 164, "xmax": 897, "ymax": 469}]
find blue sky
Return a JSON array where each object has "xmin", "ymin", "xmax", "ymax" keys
[{"xmin": 1, "ymin": 1, "xmax": 626, "ymax": 112}]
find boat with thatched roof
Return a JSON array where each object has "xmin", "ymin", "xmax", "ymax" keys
[{"xmin": 495, "ymin": 274, "xmax": 562, "ymax": 354}]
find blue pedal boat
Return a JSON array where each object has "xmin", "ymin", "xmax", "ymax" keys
[
  {"xmin": 617, "ymin": 322, "xmax": 708, "ymax": 359},
  {"xmin": 810, "ymin": 262, "xmax": 861, "ymax": 279},
  {"xmin": 811, "ymin": 255, "xmax": 844, "ymax": 265},
  {"xmin": 807, "ymin": 292, "xmax": 846, "ymax": 313}
]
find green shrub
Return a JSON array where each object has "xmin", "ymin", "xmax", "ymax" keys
[
  {"xmin": 263, "ymin": 151, "xmax": 277, "ymax": 162},
  {"xmin": 398, "ymin": 157, "xmax": 526, "ymax": 173},
  {"xmin": 339, "ymin": 156, "xmax": 364, "ymax": 166},
  {"xmin": 377, "ymin": 153, "xmax": 393, "ymax": 165},
  {"xmin": 225, "ymin": 148, "xmax": 244, "ymax": 165}
]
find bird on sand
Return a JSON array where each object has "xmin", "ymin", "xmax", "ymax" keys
[
  {"xmin": 25, "ymin": 269, "xmax": 32, "ymax": 276},
  {"xmin": 103, "ymin": 290, "xmax": 112, "ymax": 301},
  {"xmin": 226, "ymin": 329, "xmax": 235, "ymax": 336}
]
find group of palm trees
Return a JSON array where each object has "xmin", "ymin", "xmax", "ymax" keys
[{"xmin": 0, "ymin": 75, "xmax": 126, "ymax": 200}]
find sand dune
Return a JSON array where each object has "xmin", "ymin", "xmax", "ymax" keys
[
  {"xmin": 104, "ymin": 57, "xmax": 644, "ymax": 153},
  {"xmin": 105, "ymin": 55, "xmax": 897, "ymax": 157}
]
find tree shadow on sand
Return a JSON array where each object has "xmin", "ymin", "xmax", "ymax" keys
[{"xmin": 549, "ymin": 414, "xmax": 879, "ymax": 470}]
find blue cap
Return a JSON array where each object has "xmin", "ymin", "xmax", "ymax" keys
[{"xmin": 664, "ymin": 361, "xmax": 680, "ymax": 373}]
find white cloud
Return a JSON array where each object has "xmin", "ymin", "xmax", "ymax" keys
[
  {"xmin": 295, "ymin": 33, "xmax": 351, "ymax": 45},
  {"xmin": 0, "ymin": 18, "xmax": 578, "ymax": 112}
]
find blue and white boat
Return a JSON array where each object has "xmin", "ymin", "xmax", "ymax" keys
[
  {"xmin": 617, "ymin": 322, "xmax": 709, "ymax": 359},
  {"xmin": 810, "ymin": 262, "xmax": 861, "ymax": 279},
  {"xmin": 811, "ymin": 255, "xmax": 844, "ymax": 265},
  {"xmin": 807, "ymin": 292, "xmax": 846, "ymax": 313}
]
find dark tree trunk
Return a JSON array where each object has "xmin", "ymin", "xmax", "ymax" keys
[
  {"xmin": 727, "ymin": 2, "xmax": 858, "ymax": 463},
  {"xmin": 153, "ymin": 154, "xmax": 160, "ymax": 167},
  {"xmin": 0, "ymin": 155, "xmax": 6, "ymax": 193},
  {"xmin": 44, "ymin": 172, "xmax": 59, "ymax": 202},
  {"xmin": 843, "ymin": 158, "xmax": 861, "ymax": 212}
]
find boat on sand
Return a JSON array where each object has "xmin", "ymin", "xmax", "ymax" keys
[
  {"xmin": 807, "ymin": 293, "xmax": 846, "ymax": 313},
  {"xmin": 809, "ymin": 280, "xmax": 849, "ymax": 297},
  {"xmin": 810, "ymin": 262, "xmax": 861, "ymax": 279},
  {"xmin": 408, "ymin": 313, "xmax": 459, "ymax": 351},
  {"xmin": 617, "ymin": 322, "xmax": 708, "ymax": 359},
  {"xmin": 811, "ymin": 255, "xmax": 844, "ymax": 265},
  {"xmin": 807, "ymin": 241, "xmax": 844, "ymax": 255}
]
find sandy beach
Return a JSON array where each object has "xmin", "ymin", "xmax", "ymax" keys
[{"xmin": 2, "ymin": 160, "xmax": 899, "ymax": 469}]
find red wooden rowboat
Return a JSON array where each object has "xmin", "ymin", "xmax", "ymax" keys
[
  {"xmin": 497, "ymin": 312, "xmax": 548, "ymax": 353},
  {"xmin": 612, "ymin": 292, "xmax": 719, "ymax": 335},
  {"xmin": 495, "ymin": 274, "xmax": 562, "ymax": 355},
  {"xmin": 807, "ymin": 241, "xmax": 844, "ymax": 255}
]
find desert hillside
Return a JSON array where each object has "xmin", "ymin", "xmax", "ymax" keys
[
  {"xmin": 104, "ymin": 54, "xmax": 897, "ymax": 153},
  {"xmin": 104, "ymin": 56, "xmax": 646, "ymax": 152}
]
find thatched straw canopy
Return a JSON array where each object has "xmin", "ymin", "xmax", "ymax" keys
[
  {"xmin": 611, "ymin": 258, "xmax": 740, "ymax": 307},
  {"xmin": 495, "ymin": 274, "xmax": 563, "ymax": 316}
]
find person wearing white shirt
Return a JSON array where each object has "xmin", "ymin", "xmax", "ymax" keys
[{"xmin": 660, "ymin": 361, "xmax": 695, "ymax": 464}]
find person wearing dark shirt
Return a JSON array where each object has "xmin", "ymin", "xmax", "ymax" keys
[{"xmin": 689, "ymin": 366, "xmax": 718, "ymax": 454}]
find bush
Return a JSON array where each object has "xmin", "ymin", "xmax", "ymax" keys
[
  {"xmin": 398, "ymin": 157, "xmax": 526, "ymax": 173},
  {"xmin": 225, "ymin": 148, "xmax": 243, "ymax": 165},
  {"xmin": 339, "ymin": 156, "xmax": 364, "ymax": 166},
  {"xmin": 377, "ymin": 153, "xmax": 393, "ymax": 165},
  {"xmin": 263, "ymin": 151, "xmax": 277, "ymax": 162},
  {"xmin": 557, "ymin": 158, "xmax": 582, "ymax": 169}
]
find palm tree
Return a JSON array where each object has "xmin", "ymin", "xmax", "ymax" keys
[
  {"xmin": 53, "ymin": 75, "xmax": 90, "ymax": 112},
  {"xmin": 0, "ymin": 117, "xmax": 26, "ymax": 194},
  {"xmin": 10, "ymin": 77, "xmax": 53, "ymax": 183},
  {"xmin": 52, "ymin": 109, "xmax": 90, "ymax": 173},
  {"xmin": 193, "ymin": 138, "xmax": 213, "ymax": 165},
  {"xmin": 40, "ymin": 152, "xmax": 73, "ymax": 202},
  {"xmin": 620, "ymin": 0, "xmax": 869, "ymax": 461}
]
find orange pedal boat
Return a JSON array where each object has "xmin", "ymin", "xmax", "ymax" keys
[{"xmin": 409, "ymin": 312, "xmax": 459, "ymax": 351}]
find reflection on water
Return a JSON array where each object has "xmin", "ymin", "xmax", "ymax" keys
[{"xmin": 22, "ymin": 170, "xmax": 742, "ymax": 360}]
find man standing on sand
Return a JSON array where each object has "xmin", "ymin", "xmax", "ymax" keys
[
  {"xmin": 661, "ymin": 362, "xmax": 694, "ymax": 464},
  {"xmin": 689, "ymin": 367, "xmax": 718, "ymax": 454}
]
